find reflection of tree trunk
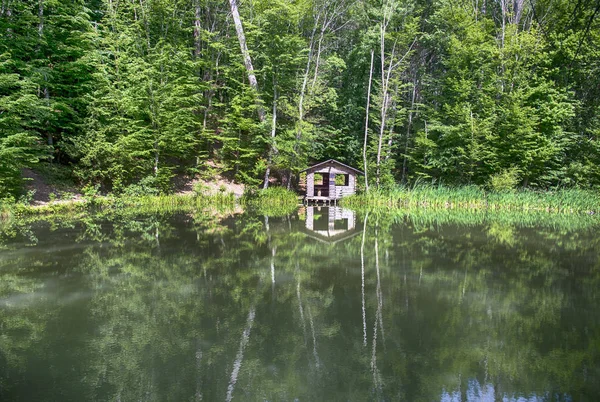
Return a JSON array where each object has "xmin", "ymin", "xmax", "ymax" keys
[
  {"xmin": 375, "ymin": 225, "xmax": 385, "ymax": 344},
  {"xmin": 371, "ymin": 225, "xmax": 383, "ymax": 392},
  {"xmin": 228, "ymin": 0, "xmax": 265, "ymax": 122},
  {"xmin": 307, "ymin": 304, "xmax": 321, "ymax": 369},
  {"xmin": 270, "ymin": 246, "xmax": 276, "ymax": 284},
  {"xmin": 360, "ymin": 212, "xmax": 369, "ymax": 346},
  {"xmin": 194, "ymin": 343, "xmax": 203, "ymax": 402},
  {"xmin": 225, "ymin": 306, "xmax": 256, "ymax": 402},
  {"xmin": 296, "ymin": 278, "xmax": 308, "ymax": 345}
]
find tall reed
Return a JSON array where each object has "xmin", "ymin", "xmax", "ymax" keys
[
  {"xmin": 244, "ymin": 187, "xmax": 299, "ymax": 216},
  {"xmin": 342, "ymin": 185, "xmax": 600, "ymax": 214}
]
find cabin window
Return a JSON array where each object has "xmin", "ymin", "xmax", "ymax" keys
[
  {"xmin": 335, "ymin": 174, "xmax": 349, "ymax": 186},
  {"xmin": 334, "ymin": 218, "xmax": 349, "ymax": 231},
  {"xmin": 314, "ymin": 173, "xmax": 325, "ymax": 186}
]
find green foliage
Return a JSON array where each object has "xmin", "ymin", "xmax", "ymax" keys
[
  {"xmin": 121, "ymin": 176, "xmax": 162, "ymax": 198},
  {"xmin": 2, "ymin": 0, "xmax": 600, "ymax": 195},
  {"xmin": 488, "ymin": 168, "xmax": 520, "ymax": 192}
]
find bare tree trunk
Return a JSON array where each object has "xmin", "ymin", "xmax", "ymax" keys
[
  {"xmin": 401, "ymin": 77, "xmax": 418, "ymax": 182},
  {"xmin": 384, "ymin": 82, "xmax": 399, "ymax": 161},
  {"xmin": 363, "ymin": 50, "xmax": 374, "ymax": 193},
  {"xmin": 193, "ymin": 0, "xmax": 202, "ymax": 58},
  {"xmin": 228, "ymin": 0, "xmax": 265, "ymax": 122},
  {"xmin": 194, "ymin": 0, "xmax": 204, "ymax": 167},
  {"xmin": 38, "ymin": 0, "xmax": 53, "ymax": 155},
  {"xmin": 263, "ymin": 79, "xmax": 278, "ymax": 189},
  {"xmin": 38, "ymin": 0, "xmax": 44, "ymax": 35},
  {"xmin": 311, "ymin": 11, "xmax": 328, "ymax": 91},
  {"xmin": 287, "ymin": 13, "xmax": 321, "ymax": 189},
  {"xmin": 44, "ymin": 88, "xmax": 52, "ymax": 148},
  {"xmin": 500, "ymin": 0, "xmax": 507, "ymax": 92},
  {"xmin": 375, "ymin": 2, "xmax": 397, "ymax": 189}
]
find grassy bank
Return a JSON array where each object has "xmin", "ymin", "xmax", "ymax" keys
[
  {"xmin": 1, "ymin": 192, "xmax": 237, "ymax": 218},
  {"xmin": 342, "ymin": 186, "xmax": 600, "ymax": 214},
  {"xmin": 0, "ymin": 188, "xmax": 298, "ymax": 220}
]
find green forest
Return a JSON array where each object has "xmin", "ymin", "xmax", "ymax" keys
[{"xmin": 2, "ymin": 0, "xmax": 600, "ymax": 198}]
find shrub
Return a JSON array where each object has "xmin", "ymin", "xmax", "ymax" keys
[
  {"xmin": 488, "ymin": 168, "xmax": 520, "ymax": 192},
  {"xmin": 192, "ymin": 181, "xmax": 210, "ymax": 196},
  {"xmin": 121, "ymin": 176, "xmax": 161, "ymax": 197}
]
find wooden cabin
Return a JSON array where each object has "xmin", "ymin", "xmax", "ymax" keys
[{"xmin": 301, "ymin": 159, "xmax": 363, "ymax": 203}]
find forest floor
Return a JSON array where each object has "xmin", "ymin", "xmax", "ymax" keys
[
  {"xmin": 174, "ymin": 174, "xmax": 245, "ymax": 198},
  {"xmin": 21, "ymin": 165, "xmax": 245, "ymax": 208},
  {"xmin": 22, "ymin": 168, "xmax": 84, "ymax": 206}
]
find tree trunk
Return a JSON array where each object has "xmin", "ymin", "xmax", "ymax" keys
[
  {"xmin": 39, "ymin": 0, "xmax": 53, "ymax": 156},
  {"xmin": 38, "ymin": 0, "xmax": 44, "ymax": 36},
  {"xmin": 363, "ymin": 50, "xmax": 374, "ymax": 193},
  {"xmin": 263, "ymin": 79, "xmax": 278, "ymax": 189},
  {"xmin": 228, "ymin": 0, "xmax": 265, "ymax": 122},
  {"xmin": 401, "ymin": 78, "xmax": 418, "ymax": 182},
  {"xmin": 287, "ymin": 14, "xmax": 320, "ymax": 189},
  {"xmin": 193, "ymin": 0, "xmax": 202, "ymax": 58}
]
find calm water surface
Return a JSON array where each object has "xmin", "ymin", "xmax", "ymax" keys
[{"xmin": 0, "ymin": 207, "xmax": 599, "ymax": 401}]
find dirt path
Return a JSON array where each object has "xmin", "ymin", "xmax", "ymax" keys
[
  {"xmin": 22, "ymin": 169, "xmax": 82, "ymax": 206},
  {"xmin": 22, "ymin": 168, "xmax": 244, "ymax": 207}
]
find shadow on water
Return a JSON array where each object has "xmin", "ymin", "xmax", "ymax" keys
[{"xmin": 0, "ymin": 207, "xmax": 599, "ymax": 401}]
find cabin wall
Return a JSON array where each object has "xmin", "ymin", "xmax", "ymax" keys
[
  {"xmin": 307, "ymin": 172, "xmax": 314, "ymax": 197},
  {"xmin": 304, "ymin": 162, "xmax": 361, "ymax": 200},
  {"xmin": 330, "ymin": 173, "xmax": 355, "ymax": 199}
]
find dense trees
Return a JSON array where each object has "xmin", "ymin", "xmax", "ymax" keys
[{"xmin": 2, "ymin": 0, "xmax": 600, "ymax": 196}]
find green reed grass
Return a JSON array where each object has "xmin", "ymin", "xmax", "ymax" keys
[
  {"xmin": 342, "ymin": 185, "xmax": 600, "ymax": 214},
  {"xmin": 13, "ymin": 192, "xmax": 238, "ymax": 217},
  {"xmin": 244, "ymin": 187, "xmax": 299, "ymax": 216}
]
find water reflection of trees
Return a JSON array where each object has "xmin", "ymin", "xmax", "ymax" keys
[{"xmin": 0, "ymin": 210, "xmax": 599, "ymax": 401}]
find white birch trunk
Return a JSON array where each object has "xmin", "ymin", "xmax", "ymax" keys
[
  {"xmin": 363, "ymin": 50, "xmax": 374, "ymax": 193},
  {"xmin": 263, "ymin": 80, "xmax": 278, "ymax": 189},
  {"xmin": 228, "ymin": 0, "xmax": 265, "ymax": 122}
]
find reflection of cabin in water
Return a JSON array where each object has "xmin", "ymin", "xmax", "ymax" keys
[
  {"xmin": 301, "ymin": 159, "xmax": 363, "ymax": 204},
  {"xmin": 302, "ymin": 206, "xmax": 360, "ymax": 244}
]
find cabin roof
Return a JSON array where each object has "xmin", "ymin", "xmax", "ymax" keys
[{"xmin": 300, "ymin": 159, "xmax": 364, "ymax": 175}]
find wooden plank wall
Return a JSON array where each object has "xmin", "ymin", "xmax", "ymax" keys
[
  {"xmin": 305, "ymin": 164, "xmax": 359, "ymax": 200},
  {"xmin": 307, "ymin": 172, "xmax": 314, "ymax": 197}
]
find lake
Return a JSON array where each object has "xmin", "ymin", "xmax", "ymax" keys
[{"xmin": 0, "ymin": 207, "xmax": 599, "ymax": 401}]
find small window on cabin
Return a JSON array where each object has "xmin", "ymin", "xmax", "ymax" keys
[
  {"xmin": 299, "ymin": 172, "xmax": 307, "ymax": 186},
  {"xmin": 335, "ymin": 174, "xmax": 349, "ymax": 186},
  {"xmin": 334, "ymin": 218, "xmax": 349, "ymax": 231},
  {"xmin": 314, "ymin": 173, "xmax": 325, "ymax": 186}
]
